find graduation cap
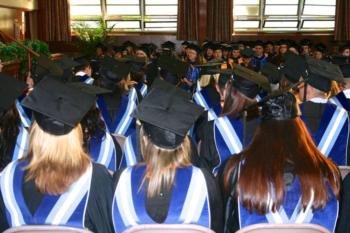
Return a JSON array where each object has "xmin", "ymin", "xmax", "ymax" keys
[
  {"xmin": 261, "ymin": 92, "xmax": 300, "ymax": 121},
  {"xmin": 67, "ymin": 82, "xmax": 112, "ymax": 95},
  {"xmin": 254, "ymin": 40, "xmax": 264, "ymax": 47},
  {"xmin": 123, "ymin": 41, "xmax": 136, "ymax": 48},
  {"xmin": 0, "ymin": 73, "xmax": 27, "ymax": 116},
  {"xmin": 196, "ymin": 63, "xmax": 222, "ymax": 76},
  {"xmin": 21, "ymin": 77, "xmax": 96, "ymax": 135},
  {"xmin": 74, "ymin": 56, "xmax": 90, "ymax": 68},
  {"xmin": 231, "ymin": 44, "xmax": 240, "ymax": 51},
  {"xmin": 314, "ymin": 43, "xmax": 327, "ymax": 53},
  {"xmin": 280, "ymin": 54, "xmax": 307, "ymax": 83},
  {"xmin": 186, "ymin": 43, "xmax": 201, "ymax": 54},
  {"xmin": 132, "ymin": 84, "xmax": 204, "ymax": 149},
  {"xmin": 241, "ymin": 48, "xmax": 254, "ymax": 58},
  {"xmin": 181, "ymin": 41, "xmax": 190, "ymax": 46},
  {"xmin": 261, "ymin": 62, "xmax": 282, "ymax": 84},
  {"xmin": 265, "ymin": 41, "xmax": 274, "ymax": 46},
  {"xmin": 150, "ymin": 78, "xmax": 191, "ymax": 100},
  {"xmin": 232, "ymin": 65, "xmax": 271, "ymax": 98},
  {"xmin": 96, "ymin": 43, "xmax": 107, "ymax": 52},
  {"xmin": 157, "ymin": 55, "xmax": 187, "ymax": 77},
  {"xmin": 212, "ymin": 43, "xmax": 223, "ymax": 51},
  {"xmin": 113, "ymin": 45, "xmax": 127, "ymax": 53},
  {"xmin": 202, "ymin": 41, "xmax": 214, "ymax": 50},
  {"xmin": 54, "ymin": 56, "xmax": 80, "ymax": 70},
  {"xmin": 161, "ymin": 41, "xmax": 176, "ymax": 51},
  {"xmin": 31, "ymin": 55, "xmax": 64, "ymax": 82},
  {"xmin": 99, "ymin": 56, "xmax": 131, "ymax": 82},
  {"xmin": 339, "ymin": 63, "xmax": 350, "ymax": 79},
  {"xmin": 305, "ymin": 56, "xmax": 344, "ymax": 92},
  {"xmin": 279, "ymin": 39, "xmax": 289, "ymax": 46},
  {"xmin": 136, "ymin": 45, "xmax": 150, "ymax": 58}
]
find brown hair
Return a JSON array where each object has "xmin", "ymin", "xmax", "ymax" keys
[
  {"xmin": 224, "ymin": 118, "xmax": 340, "ymax": 215},
  {"xmin": 140, "ymin": 126, "xmax": 192, "ymax": 198},
  {"xmin": 221, "ymin": 81, "xmax": 256, "ymax": 119},
  {"xmin": 25, "ymin": 123, "xmax": 91, "ymax": 195}
]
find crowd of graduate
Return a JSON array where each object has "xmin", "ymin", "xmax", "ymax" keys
[{"xmin": 1, "ymin": 38, "xmax": 350, "ymax": 233}]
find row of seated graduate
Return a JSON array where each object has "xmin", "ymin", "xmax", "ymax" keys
[{"xmin": 1, "ymin": 39, "xmax": 350, "ymax": 233}]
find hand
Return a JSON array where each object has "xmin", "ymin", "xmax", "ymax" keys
[{"xmin": 0, "ymin": 59, "xmax": 3, "ymax": 72}]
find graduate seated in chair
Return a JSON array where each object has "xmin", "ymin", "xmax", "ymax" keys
[
  {"xmin": 112, "ymin": 86, "xmax": 224, "ymax": 233},
  {"xmin": 0, "ymin": 77, "xmax": 114, "ymax": 233},
  {"xmin": 221, "ymin": 92, "xmax": 340, "ymax": 233}
]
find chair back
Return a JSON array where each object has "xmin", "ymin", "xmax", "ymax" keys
[
  {"xmin": 339, "ymin": 166, "xmax": 350, "ymax": 180},
  {"xmin": 122, "ymin": 224, "xmax": 215, "ymax": 233},
  {"xmin": 235, "ymin": 223, "xmax": 331, "ymax": 233},
  {"xmin": 3, "ymin": 225, "xmax": 92, "ymax": 233}
]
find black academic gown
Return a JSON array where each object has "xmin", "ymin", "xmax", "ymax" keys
[
  {"xmin": 113, "ymin": 167, "xmax": 224, "ymax": 233},
  {"xmin": 0, "ymin": 163, "xmax": 114, "ymax": 233},
  {"xmin": 336, "ymin": 173, "xmax": 350, "ymax": 233}
]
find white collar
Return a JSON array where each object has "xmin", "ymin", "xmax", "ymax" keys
[
  {"xmin": 309, "ymin": 97, "xmax": 328, "ymax": 104},
  {"xmin": 75, "ymin": 71, "xmax": 87, "ymax": 77},
  {"xmin": 343, "ymin": 89, "xmax": 350, "ymax": 98}
]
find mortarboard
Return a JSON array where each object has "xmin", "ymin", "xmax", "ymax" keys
[
  {"xmin": 212, "ymin": 43, "xmax": 223, "ymax": 51},
  {"xmin": 161, "ymin": 41, "xmax": 176, "ymax": 51},
  {"xmin": 280, "ymin": 53, "xmax": 307, "ymax": 83},
  {"xmin": 150, "ymin": 78, "xmax": 191, "ymax": 100},
  {"xmin": 186, "ymin": 43, "xmax": 201, "ymax": 54},
  {"xmin": 254, "ymin": 40, "xmax": 264, "ymax": 47},
  {"xmin": 54, "ymin": 56, "xmax": 80, "ymax": 70},
  {"xmin": 132, "ymin": 84, "xmax": 204, "ymax": 149},
  {"xmin": 314, "ymin": 43, "xmax": 327, "ymax": 53},
  {"xmin": 232, "ymin": 65, "xmax": 271, "ymax": 98},
  {"xmin": 113, "ymin": 45, "xmax": 127, "ymax": 53},
  {"xmin": 261, "ymin": 62, "xmax": 282, "ymax": 84},
  {"xmin": 67, "ymin": 82, "xmax": 112, "ymax": 95},
  {"xmin": 231, "ymin": 44, "xmax": 240, "ymax": 51},
  {"xmin": 31, "ymin": 55, "xmax": 64, "ymax": 83},
  {"xmin": 21, "ymin": 77, "xmax": 96, "ymax": 135},
  {"xmin": 0, "ymin": 73, "xmax": 27, "ymax": 116},
  {"xmin": 300, "ymin": 39, "xmax": 312, "ymax": 47},
  {"xmin": 339, "ymin": 63, "xmax": 350, "ymax": 79},
  {"xmin": 99, "ymin": 56, "xmax": 131, "ymax": 82},
  {"xmin": 157, "ymin": 55, "xmax": 187, "ymax": 77},
  {"xmin": 305, "ymin": 56, "xmax": 344, "ymax": 92},
  {"xmin": 181, "ymin": 41, "xmax": 190, "ymax": 46},
  {"xmin": 123, "ymin": 41, "xmax": 136, "ymax": 48}
]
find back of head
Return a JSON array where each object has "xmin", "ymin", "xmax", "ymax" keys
[{"xmin": 225, "ymin": 92, "xmax": 340, "ymax": 215}]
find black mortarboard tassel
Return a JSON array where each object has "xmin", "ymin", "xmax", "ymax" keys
[{"xmin": 21, "ymin": 77, "xmax": 96, "ymax": 135}]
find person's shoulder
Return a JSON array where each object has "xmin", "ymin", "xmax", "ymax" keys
[{"xmin": 92, "ymin": 163, "xmax": 113, "ymax": 180}]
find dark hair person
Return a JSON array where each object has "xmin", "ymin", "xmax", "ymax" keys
[
  {"xmin": 0, "ymin": 77, "xmax": 114, "ymax": 232},
  {"xmin": 112, "ymin": 83, "xmax": 223, "ymax": 233},
  {"xmin": 222, "ymin": 92, "xmax": 340, "ymax": 233},
  {"xmin": 199, "ymin": 66, "xmax": 270, "ymax": 174},
  {"xmin": 0, "ymin": 73, "xmax": 28, "ymax": 171}
]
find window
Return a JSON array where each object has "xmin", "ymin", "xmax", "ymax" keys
[
  {"xmin": 70, "ymin": 0, "xmax": 178, "ymax": 32},
  {"xmin": 233, "ymin": 0, "xmax": 336, "ymax": 32}
]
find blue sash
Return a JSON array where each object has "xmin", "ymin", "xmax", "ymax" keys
[
  {"xmin": 300, "ymin": 103, "xmax": 349, "ymax": 165},
  {"xmin": 193, "ymin": 89, "xmax": 221, "ymax": 121},
  {"xmin": 97, "ymin": 88, "xmax": 138, "ymax": 136},
  {"xmin": 213, "ymin": 116, "xmax": 244, "ymax": 174},
  {"xmin": 112, "ymin": 166, "xmax": 210, "ymax": 233},
  {"xmin": 11, "ymin": 125, "xmax": 29, "ymax": 161},
  {"xmin": 77, "ymin": 74, "xmax": 94, "ymax": 85},
  {"xmin": 89, "ymin": 131, "xmax": 117, "ymax": 171},
  {"xmin": 0, "ymin": 160, "xmax": 92, "ymax": 228},
  {"xmin": 238, "ymin": 175, "xmax": 338, "ymax": 232},
  {"xmin": 15, "ymin": 99, "xmax": 32, "ymax": 128},
  {"xmin": 252, "ymin": 55, "xmax": 267, "ymax": 70},
  {"xmin": 120, "ymin": 132, "xmax": 138, "ymax": 169},
  {"xmin": 329, "ymin": 91, "xmax": 350, "ymax": 111},
  {"xmin": 135, "ymin": 82, "xmax": 148, "ymax": 97}
]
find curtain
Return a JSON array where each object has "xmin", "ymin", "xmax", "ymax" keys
[
  {"xmin": 37, "ymin": 0, "xmax": 71, "ymax": 42},
  {"xmin": 207, "ymin": 0, "xmax": 233, "ymax": 42},
  {"xmin": 177, "ymin": 0, "xmax": 200, "ymax": 41},
  {"xmin": 335, "ymin": 0, "xmax": 350, "ymax": 41}
]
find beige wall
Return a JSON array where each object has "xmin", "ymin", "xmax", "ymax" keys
[
  {"xmin": 0, "ymin": 7, "xmax": 22, "ymax": 38},
  {"xmin": 0, "ymin": 0, "xmax": 37, "ymax": 10}
]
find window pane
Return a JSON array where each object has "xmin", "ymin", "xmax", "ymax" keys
[
  {"xmin": 71, "ymin": 21, "xmax": 100, "ymax": 28},
  {"xmin": 304, "ymin": 0, "xmax": 336, "ymax": 5},
  {"xmin": 234, "ymin": 0, "xmax": 259, "ymax": 5},
  {"xmin": 106, "ymin": 0, "xmax": 139, "ymax": 4},
  {"xmin": 234, "ymin": 20, "xmax": 260, "ymax": 28},
  {"xmin": 146, "ymin": 0, "xmax": 177, "ymax": 5},
  {"xmin": 71, "ymin": 6, "xmax": 101, "ymax": 16},
  {"xmin": 107, "ymin": 21, "xmax": 140, "ymax": 28},
  {"xmin": 234, "ymin": 6, "xmax": 259, "ymax": 16},
  {"xmin": 144, "ymin": 27, "xmax": 176, "ymax": 31},
  {"xmin": 264, "ymin": 5, "xmax": 298, "ymax": 15},
  {"xmin": 145, "ymin": 22, "xmax": 177, "ymax": 28},
  {"xmin": 303, "ymin": 5, "xmax": 336, "ymax": 15},
  {"xmin": 265, "ymin": 0, "xmax": 298, "ymax": 4},
  {"xmin": 264, "ymin": 21, "xmax": 298, "ymax": 28},
  {"xmin": 146, "ymin": 17, "xmax": 177, "ymax": 21},
  {"xmin": 107, "ymin": 6, "xmax": 140, "ymax": 15},
  {"xmin": 71, "ymin": 0, "xmax": 100, "ymax": 5},
  {"xmin": 302, "ymin": 20, "xmax": 334, "ymax": 28},
  {"xmin": 262, "ymin": 28, "xmax": 297, "ymax": 31},
  {"xmin": 145, "ymin": 6, "xmax": 177, "ymax": 15}
]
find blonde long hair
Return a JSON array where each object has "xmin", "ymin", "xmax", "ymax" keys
[
  {"xmin": 24, "ymin": 122, "xmax": 91, "ymax": 195},
  {"xmin": 140, "ymin": 126, "xmax": 192, "ymax": 198}
]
